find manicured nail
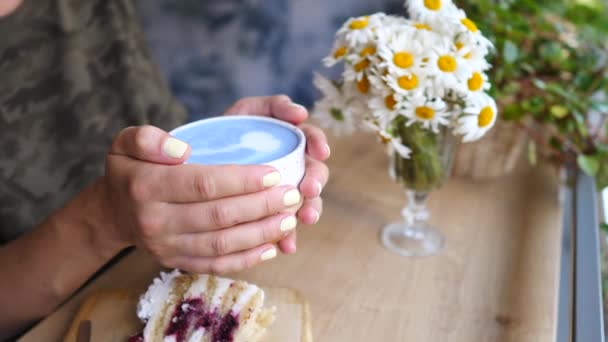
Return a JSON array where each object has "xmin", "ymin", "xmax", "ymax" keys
[
  {"xmin": 280, "ymin": 216, "xmax": 297, "ymax": 232},
  {"xmin": 263, "ymin": 172, "xmax": 281, "ymax": 187},
  {"xmin": 316, "ymin": 181, "xmax": 323, "ymax": 196},
  {"xmin": 312, "ymin": 210, "xmax": 320, "ymax": 224},
  {"xmin": 261, "ymin": 248, "xmax": 277, "ymax": 261},
  {"xmin": 283, "ymin": 189, "xmax": 301, "ymax": 206},
  {"xmin": 163, "ymin": 137, "xmax": 188, "ymax": 158},
  {"xmin": 290, "ymin": 102, "xmax": 307, "ymax": 112},
  {"xmin": 325, "ymin": 144, "xmax": 331, "ymax": 157}
]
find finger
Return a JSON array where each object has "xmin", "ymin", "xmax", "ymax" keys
[
  {"xmin": 172, "ymin": 213, "xmax": 297, "ymax": 257},
  {"xmin": 109, "ymin": 125, "xmax": 191, "ymax": 164},
  {"xmin": 301, "ymin": 124, "xmax": 330, "ymax": 161},
  {"xmin": 278, "ymin": 231, "xmax": 297, "ymax": 255},
  {"xmin": 299, "ymin": 157, "xmax": 329, "ymax": 199},
  {"xmin": 223, "ymin": 95, "xmax": 308, "ymax": 125},
  {"xmin": 140, "ymin": 164, "xmax": 281, "ymax": 203},
  {"xmin": 168, "ymin": 244, "xmax": 277, "ymax": 275},
  {"xmin": 169, "ymin": 186, "xmax": 301, "ymax": 233},
  {"xmin": 297, "ymin": 197, "xmax": 323, "ymax": 225}
]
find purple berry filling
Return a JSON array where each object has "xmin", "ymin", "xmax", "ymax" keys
[
  {"xmin": 131, "ymin": 298, "xmax": 242, "ymax": 342},
  {"xmin": 127, "ymin": 332, "xmax": 144, "ymax": 342},
  {"xmin": 212, "ymin": 313, "xmax": 240, "ymax": 342},
  {"xmin": 165, "ymin": 298, "xmax": 205, "ymax": 342}
]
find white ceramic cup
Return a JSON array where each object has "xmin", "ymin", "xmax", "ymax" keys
[{"xmin": 170, "ymin": 115, "xmax": 306, "ymax": 187}]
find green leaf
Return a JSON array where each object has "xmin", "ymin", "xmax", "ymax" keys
[
  {"xmin": 550, "ymin": 105, "xmax": 569, "ymax": 119},
  {"xmin": 330, "ymin": 108, "xmax": 344, "ymax": 122},
  {"xmin": 503, "ymin": 40, "xmax": 519, "ymax": 64},
  {"xmin": 601, "ymin": 223, "xmax": 608, "ymax": 233},
  {"xmin": 533, "ymin": 78, "xmax": 546, "ymax": 90},
  {"xmin": 502, "ymin": 103, "xmax": 524, "ymax": 121},
  {"xmin": 578, "ymin": 154, "xmax": 600, "ymax": 176}
]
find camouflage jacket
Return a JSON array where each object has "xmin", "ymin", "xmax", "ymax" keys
[{"xmin": 0, "ymin": 0, "xmax": 187, "ymax": 243}]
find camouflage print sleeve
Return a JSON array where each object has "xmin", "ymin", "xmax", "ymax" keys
[{"xmin": 0, "ymin": 0, "xmax": 188, "ymax": 243}]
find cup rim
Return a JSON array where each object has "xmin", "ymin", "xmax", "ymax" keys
[{"xmin": 169, "ymin": 115, "xmax": 306, "ymax": 164}]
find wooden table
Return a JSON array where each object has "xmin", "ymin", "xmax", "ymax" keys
[{"xmin": 21, "ymin": 133, "xmax": 562, "ymax": 342}]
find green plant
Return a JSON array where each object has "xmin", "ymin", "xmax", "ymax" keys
[{"xmin": 459, "ymin": 0, "xmax": 608, "ymax": 188}]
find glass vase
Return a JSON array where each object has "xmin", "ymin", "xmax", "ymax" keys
[{"xmin": 381, "ymin": 123, "xmax": 458, "ymax": 257}]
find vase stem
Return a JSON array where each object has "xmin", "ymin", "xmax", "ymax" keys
[{"xmin": 402, "ymin": 191, "xmax": 430, "ymax": 226}]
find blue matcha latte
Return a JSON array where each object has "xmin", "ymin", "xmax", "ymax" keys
[{"xmin": 171, "ymin": 117, "xmax": 300, "ymax": 165}]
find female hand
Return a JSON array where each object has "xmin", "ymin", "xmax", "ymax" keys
[
  {"xmin": 223, "ymin": 95, "xmax": 331, "ymax": 254},
  {"xmin": 96, "ymin": 126, "xmax": 304, "ymax": 274}
]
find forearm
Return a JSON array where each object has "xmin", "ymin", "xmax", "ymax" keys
[{"xmin": 0, "ymin": 179, "xmax": 126, "ymax": 338}]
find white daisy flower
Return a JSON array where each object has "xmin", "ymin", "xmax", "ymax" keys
[
  {"xmin": 343, "ymin": 45, "xmax": 381, "ymax": 82},
  {"xmin": 455, "ymin": 92, "xmax": 498, "ymax": 142},
  {"xmin": 337, "ymin": 13, "xmax": 386, "ymax": 47},
  {"xmin": 311, "ymin": 73, "xmax": 359, "ymax": 136},
  {"xmin": 425, "ymin": 38, "xmax": 472, "ymax": 93},
  {"xmin": 323, "ymin": 43, "xmax": 349, "ymax": 67},
  {"xmin": 368, "ymin": 92, "xmax": 404, "ymax": 129},
  {"xmin": 377, "ymin": 28, "xmax": 431, "ymax": 77},
  {"xmin": 465, "ymin": 70, "xmax": 490, "ymax": 93},
  {"xmin": 405, "ymin": 0, "xmax": 460, "ymax": 23},
  {"xmin": 401, "ymin": 90, "xmax": 450, "ymax": 132},
  {"xmin": 363, "ymin": 121, "xmax": 412, "ymax": 159},
  {"xmin": 384, "ymin": 70, "xmax": 427, "ymax": 95}
]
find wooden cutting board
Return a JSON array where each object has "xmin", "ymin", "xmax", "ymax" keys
[{"xmin": 63, "ymin": 287, "xmax": 312, "ymax": 342}]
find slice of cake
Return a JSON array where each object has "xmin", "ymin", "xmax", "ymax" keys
[{"xmin": 130, "ymin": 270, "xmax": 276, "ymax": 342}]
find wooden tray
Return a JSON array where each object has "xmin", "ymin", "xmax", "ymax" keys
[{"xmin": 63, "ymin": 287, "xmax": 312, "ymax": 342}]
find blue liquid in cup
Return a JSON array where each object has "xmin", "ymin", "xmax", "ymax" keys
[{"xmin": 172, "ymin": 118, "xmax": 299, "ymax": 165}]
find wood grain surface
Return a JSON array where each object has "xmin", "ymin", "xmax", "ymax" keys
[{"xmin": 21, "ymin": 132, "xmax": 562, "ymax": 342}]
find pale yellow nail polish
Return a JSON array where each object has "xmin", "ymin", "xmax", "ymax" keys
[
  {"xmin": 313, "ymin": 210, "xmax": 320, "ymax": 224},
  {"xmin": 163, "ymin": 137, "xmax": 188, "ymax": 158},
  {"xmin": 283, "ymin": 189, "xmax": 301, "ymax": 206},
  {"xmin": 280, "ymin": 216, "xmax": 297, "ymax": 232},
  {"xmin": 261, "ymin": 248, "xmax": 277, "ymax": 261},
  {"xmin": 262, "ymin": 172, "xmax": 281, "ymax": 187},
  {"xmin": 325, "ymin": 144, "xmax": 331, "ymax": 157},
  {"xmin": 316, "ymin": 181, "xmax": 323, "ymax": 196},
  {"xmin": 290, "ymin": 103, "xmax": 307, "ymax": 112}
]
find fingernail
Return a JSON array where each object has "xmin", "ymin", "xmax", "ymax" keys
[
  {"xmin": 263, "ymin": 172, "xmax": 281, "ymax": 187},
  {"xmin": 313, "ymin": 210, "xmax": 320, "ymax": 224},
  {"xmin": 325, "ymin": 144, "xmax": 331, "ymax": 157},
  {"xmin": 283, "ymin": 189, "xmax": 301, "ymax": 206},
  {"xmin": 316, "ymin": 181, "xmax": 323, "ymax": 196},
  {"xmin": 290, "ymin": 103, "xmax": 307, "ymax": 112},
  {"xmin": 280, "ymin": 216, "xmax": 297, "ymax": 232},
  {"xmin": 163, "ymin": 137, "xmax": 188, "ymax": 158},
  {"xmin": 261, "ymin": 248, "xmax": 277, "ymax": 261}
]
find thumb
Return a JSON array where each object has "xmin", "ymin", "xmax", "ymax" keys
[{"xmin": 109, "ymin": 125, "xmax": 191, "ymax": 164}]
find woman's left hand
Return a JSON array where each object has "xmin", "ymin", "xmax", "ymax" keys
[{"xmin": 224, "ymin": 95, "xmax": 330, "ymax": 254}]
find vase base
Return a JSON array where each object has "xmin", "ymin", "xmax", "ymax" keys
[{"xmin": 381, "ymin": 222, "xmax": 445, "ymax": 257}]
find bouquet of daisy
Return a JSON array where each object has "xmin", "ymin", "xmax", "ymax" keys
[{"xmin": 313, "ymin": 0, "xmax": 497, "ymax": 191}]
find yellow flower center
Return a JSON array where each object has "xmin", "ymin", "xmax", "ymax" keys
[
  {"xmin": 393, "ymin": 52, "xmax": 414, "ymax": 69},
  {"xmin": 461, "ymin": 18, "xmax": 478, "ymax": 32},
  {"xmin": 359, "ymin": 46, "xmax": 376, "ymax": 57},
  {"xmin": 398, "ymin": 74, "xmax": 418, "ymax": 90},
  {"xmin": 468, "ymin": 72, "xmax": 483, "ymax": 91},
  {"xmin": 478, "ymin": 106, "xmax": 494, "ymax": 127},
  {"xmin": 354, "ymin": 59, "xmax": 370, "ymax": 72},
  {"xmin": 334, "ymin": 46, "xmax": 347, "ymax": 58},
  {"xmin": 464, "ymin": 52, "xmax": 472, "ymax": 59},
  {"xmin": 414, "ymin": 23, "xmax": 431, "ymax": 31},
  {"xmin": 422, "ymin": 57, "xmax": 429, "ymax": 63},
  {"xmin": 349, "ymin": 17, "xmax": 369, "ymax": 30},
  {"xmin": 415, "ymin": 106, "xmax": 435, "ymax": 120},
  {"xmin": 437, "ymin": 55, "xmax": 457, "ymax": 72},
  {"xmin": 424, "ymin": 0, "xmax": 441, "ymax": 11},
  {"xmin": 384, "ymin": 94, "xmax": 397, "ymax": 110},
  {"xmin": 455, "ymin": 42, "xmax": 464, "ymax": 50},
  {"xmin": 357, "ymin": 76, "xmax": 370, "ymax": 94}
]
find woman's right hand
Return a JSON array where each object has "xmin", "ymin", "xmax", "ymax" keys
[{"xmin": 95, "ymin": 125, "xmax": 301, "ymax": 274}]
